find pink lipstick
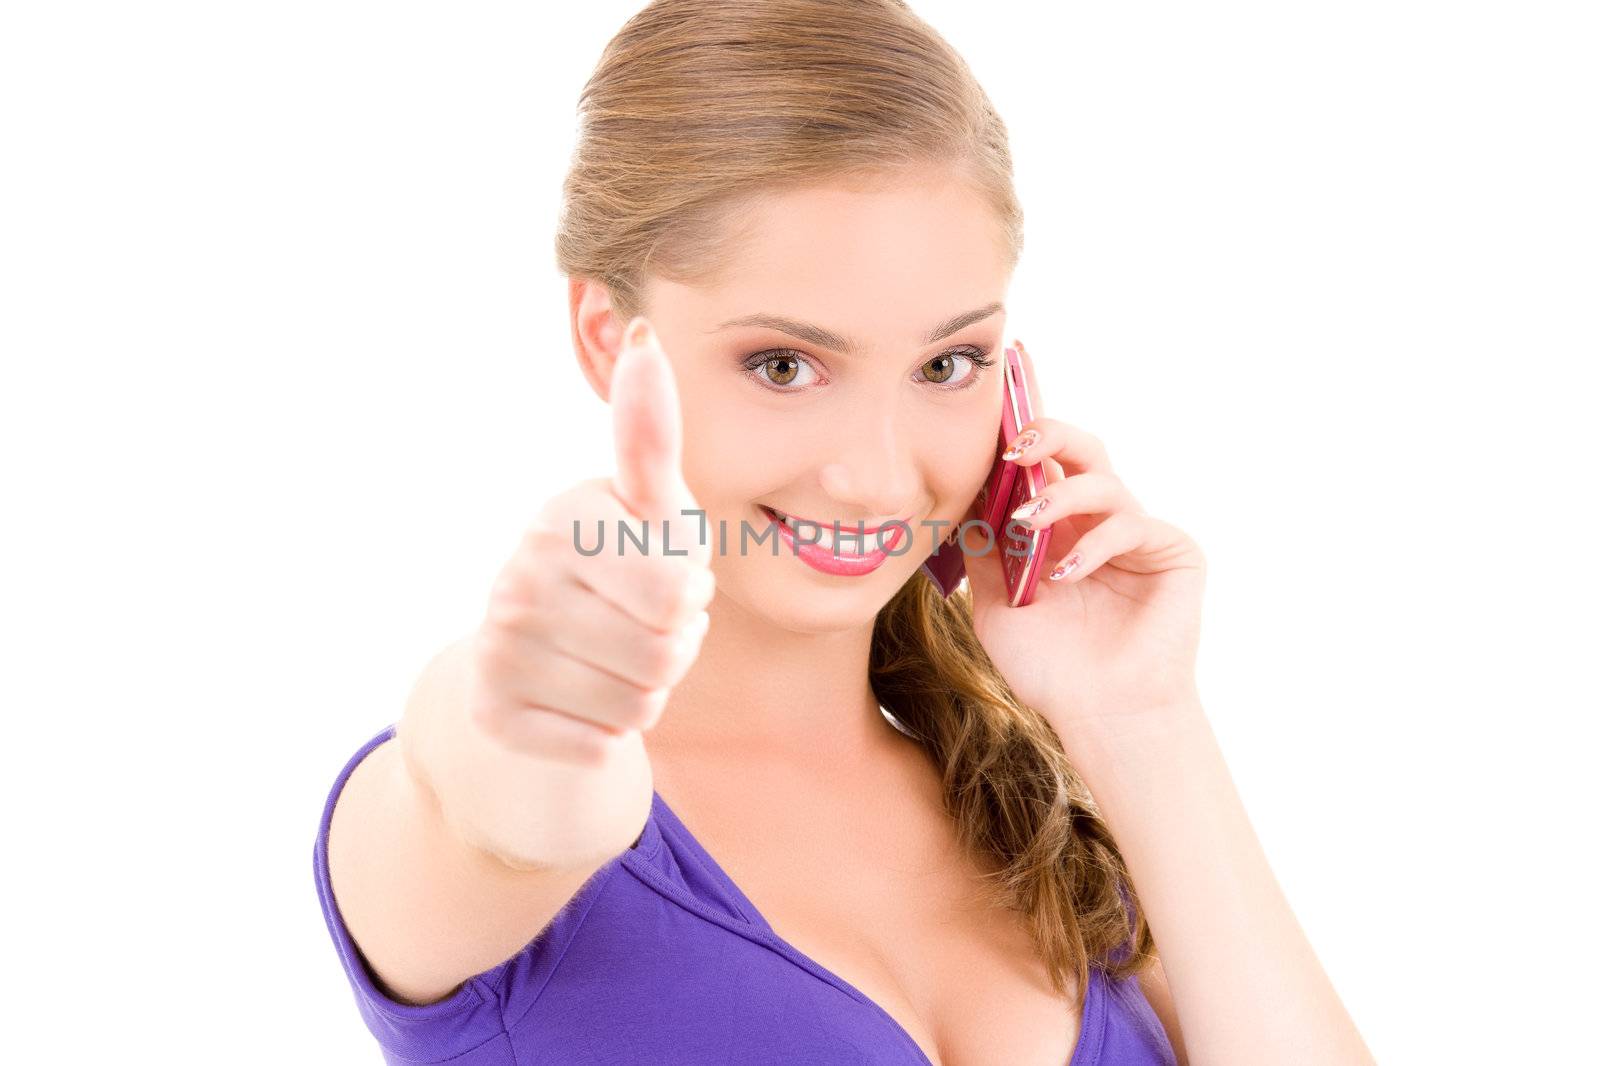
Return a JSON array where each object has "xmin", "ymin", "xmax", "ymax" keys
[{"xmin": 759, "ymin": 506, "xmax": 907, "ymax": 577}]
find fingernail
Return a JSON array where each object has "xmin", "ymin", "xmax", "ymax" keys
[
  {"xmin": 1048, "ymin": 552, "xmax": 1082, "ymax": 581},
  {"xmin": 1001, "ymin": 429, "xmax": 1039, "ymax": 461},
  {"xmin": 1010, "ymin": 496, "xmax": 1047, "ymax": 521},
  {"xmin": 624, "ymin": 316, "xmax": 656, "ymax": 352}
]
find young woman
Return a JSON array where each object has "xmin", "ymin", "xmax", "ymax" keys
[{"xmin": 314, "ymin": 2, "xmax": 1373, "ymax": 1063}]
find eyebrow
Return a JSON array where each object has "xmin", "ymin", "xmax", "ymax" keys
[{"xmin": 711, "ymin": 301, "xmax": 1004, "ymax": 356}]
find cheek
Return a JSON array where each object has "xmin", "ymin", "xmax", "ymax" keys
[
  {"xmin": 924, "ymin": 407, "xmax": 1003, "ymax": 505},
  {"xmin": 676, "ymin": 384, "xmax": 797, "ymax": 506}
]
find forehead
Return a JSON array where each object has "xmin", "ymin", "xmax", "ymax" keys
[{"xmin": 677, "ymin": 174, "xmax": 1010, "ymax": 342}]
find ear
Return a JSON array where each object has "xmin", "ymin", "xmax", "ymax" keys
[{"xmin": 569, "ymin": 276, "xmax": 626, "ymax": 403}]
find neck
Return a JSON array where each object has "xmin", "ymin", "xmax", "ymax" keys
[{"xmin": 643, "ymin": 590, "xmax": 903, "ymax": 772}]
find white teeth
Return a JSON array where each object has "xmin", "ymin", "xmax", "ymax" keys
[{"xmin": 772, "ymin": 508, "xmax": 874, "ymax": 554}]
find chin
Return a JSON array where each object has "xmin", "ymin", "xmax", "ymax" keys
[
  {"xmin": 728, "ymin": 557, "xmax": 913, "ymax": 635},
  {"xmin": 757, "ymin": 591, "xmax": 897, "ymax": 635}
]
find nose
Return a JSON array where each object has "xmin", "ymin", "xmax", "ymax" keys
[{"xmin": 815, "ymin": 406, "xmax": 921, "ymax": 523}]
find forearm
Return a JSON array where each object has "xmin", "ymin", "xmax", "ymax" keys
[{"xmin": 1063, "ymin": 702, "xmax": 1374, "ymax": 1066}]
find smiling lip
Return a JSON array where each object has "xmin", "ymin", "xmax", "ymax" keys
[
  {"xmin": 759, "ymin": 506, "xmax": 902, "ymax": 534},
  {"xmin": 759, "ymin": 505, "xmax": 907, "ymax": 577}
]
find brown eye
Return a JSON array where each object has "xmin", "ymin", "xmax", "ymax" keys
[
  {"xmin": 916, "ymin": 347, "xmax": 993, "ymax": 390},
  {"xmin": 922, "ymin": 353, "xmax": 957, "ymax": 384},
  {"xmin": 763, "ymin": 356, "xmax": 800, "ymax": 386},
  {"xmin": 741, "ymin": 349, "xmax": 820, "ymax": 391}
]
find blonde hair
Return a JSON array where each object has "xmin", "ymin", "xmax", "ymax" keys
[{"xmin": 554, "ymin": 0, "xmax": 1153, "ymax": 1009}]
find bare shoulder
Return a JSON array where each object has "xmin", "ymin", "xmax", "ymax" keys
[{"xmin": 327, "ymin": 734, "xmax": 608, "ymax": 1006}]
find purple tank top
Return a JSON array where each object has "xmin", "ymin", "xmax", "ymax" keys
[{"xmin": 314, "ymin": 725, "xmax": 1179, "ymax": 1065}]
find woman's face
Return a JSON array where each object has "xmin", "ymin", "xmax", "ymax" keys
[{"xmin": 636, "ymin": 172, "xmax": 1011, "ymax": 633}]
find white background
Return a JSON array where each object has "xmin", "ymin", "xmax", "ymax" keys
[{"xmin": 3, "ymin": 1, "xmax": 1596, "ymax": 1061}]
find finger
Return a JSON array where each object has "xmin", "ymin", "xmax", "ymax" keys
[
  {"xmin": 610, "ymin": 316, "xmax": 698, "ymax": 525},
  {"xmin": 1045, "ymin": 511, "xmax": 1201, "ymax": 583},
  {"xmin": 473, "ymin": 599, "xmax": 707, "ymax": 734},
  {"xmin": 580, "ymin": 554, "xmax": 715, "ymax": 634},
  {"xmin": 471, "ymin": 698, "xmax": 632, "ymax": 768},
  {"xmin": 537, "ymin": 481, "xmax": 716, "ymax": 631},
  {"xmin": 539, "ymin": 575, "xmax": 712, "ymax": 690},
  {"xmin": 480, "ymin": 642, "xmax": 672, "ymax": 735},
  {"xmin": 1007, "ymin": 471, "xmax": 1141, "ymax": 530},
  {"xmin": 1001, "ymin": 415, "xmax": 1114, "ymax": 478},
  {"xmin": 483, "ymin": 559, "xmax": 711, "ymax": 691}
]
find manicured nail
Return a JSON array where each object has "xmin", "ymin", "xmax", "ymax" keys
[
  {"xmin": 624, "ymin": 316, "xmax": 656, "ymax": 351},
  {"xmin": 1048, "ymin": 552, "xmax": 1082, "ymax": 581},
  {"xmin": 1001, "ymin": 428, "xmax": 1039, "ymax": 461},
  {"xmin": 1011, "ymin": 496, "xmax": 1048, "ymax": 521}
]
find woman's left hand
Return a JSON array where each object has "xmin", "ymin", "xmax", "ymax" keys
[{"xmin": 961, "ymin": 344, "xmax": 1208, "ymax": 742}]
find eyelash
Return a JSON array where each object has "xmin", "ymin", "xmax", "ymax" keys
[{"xmin": 740, "ymin": 346, "xmax": 997, "ymax": 394}]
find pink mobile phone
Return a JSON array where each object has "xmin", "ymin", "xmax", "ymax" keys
[{"xmin": 919, "ymin": 341, "xmax": 1053, "ymax": 606}]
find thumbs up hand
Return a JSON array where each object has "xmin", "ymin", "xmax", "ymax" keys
[{"xmin": 465, "ymin": 316, "xmax": 716, "ymax": 767}]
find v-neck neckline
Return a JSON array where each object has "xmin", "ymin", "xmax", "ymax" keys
[{"xmin": 637, "ymin": 787, "xmax": 1104, "ymax": 1066}]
